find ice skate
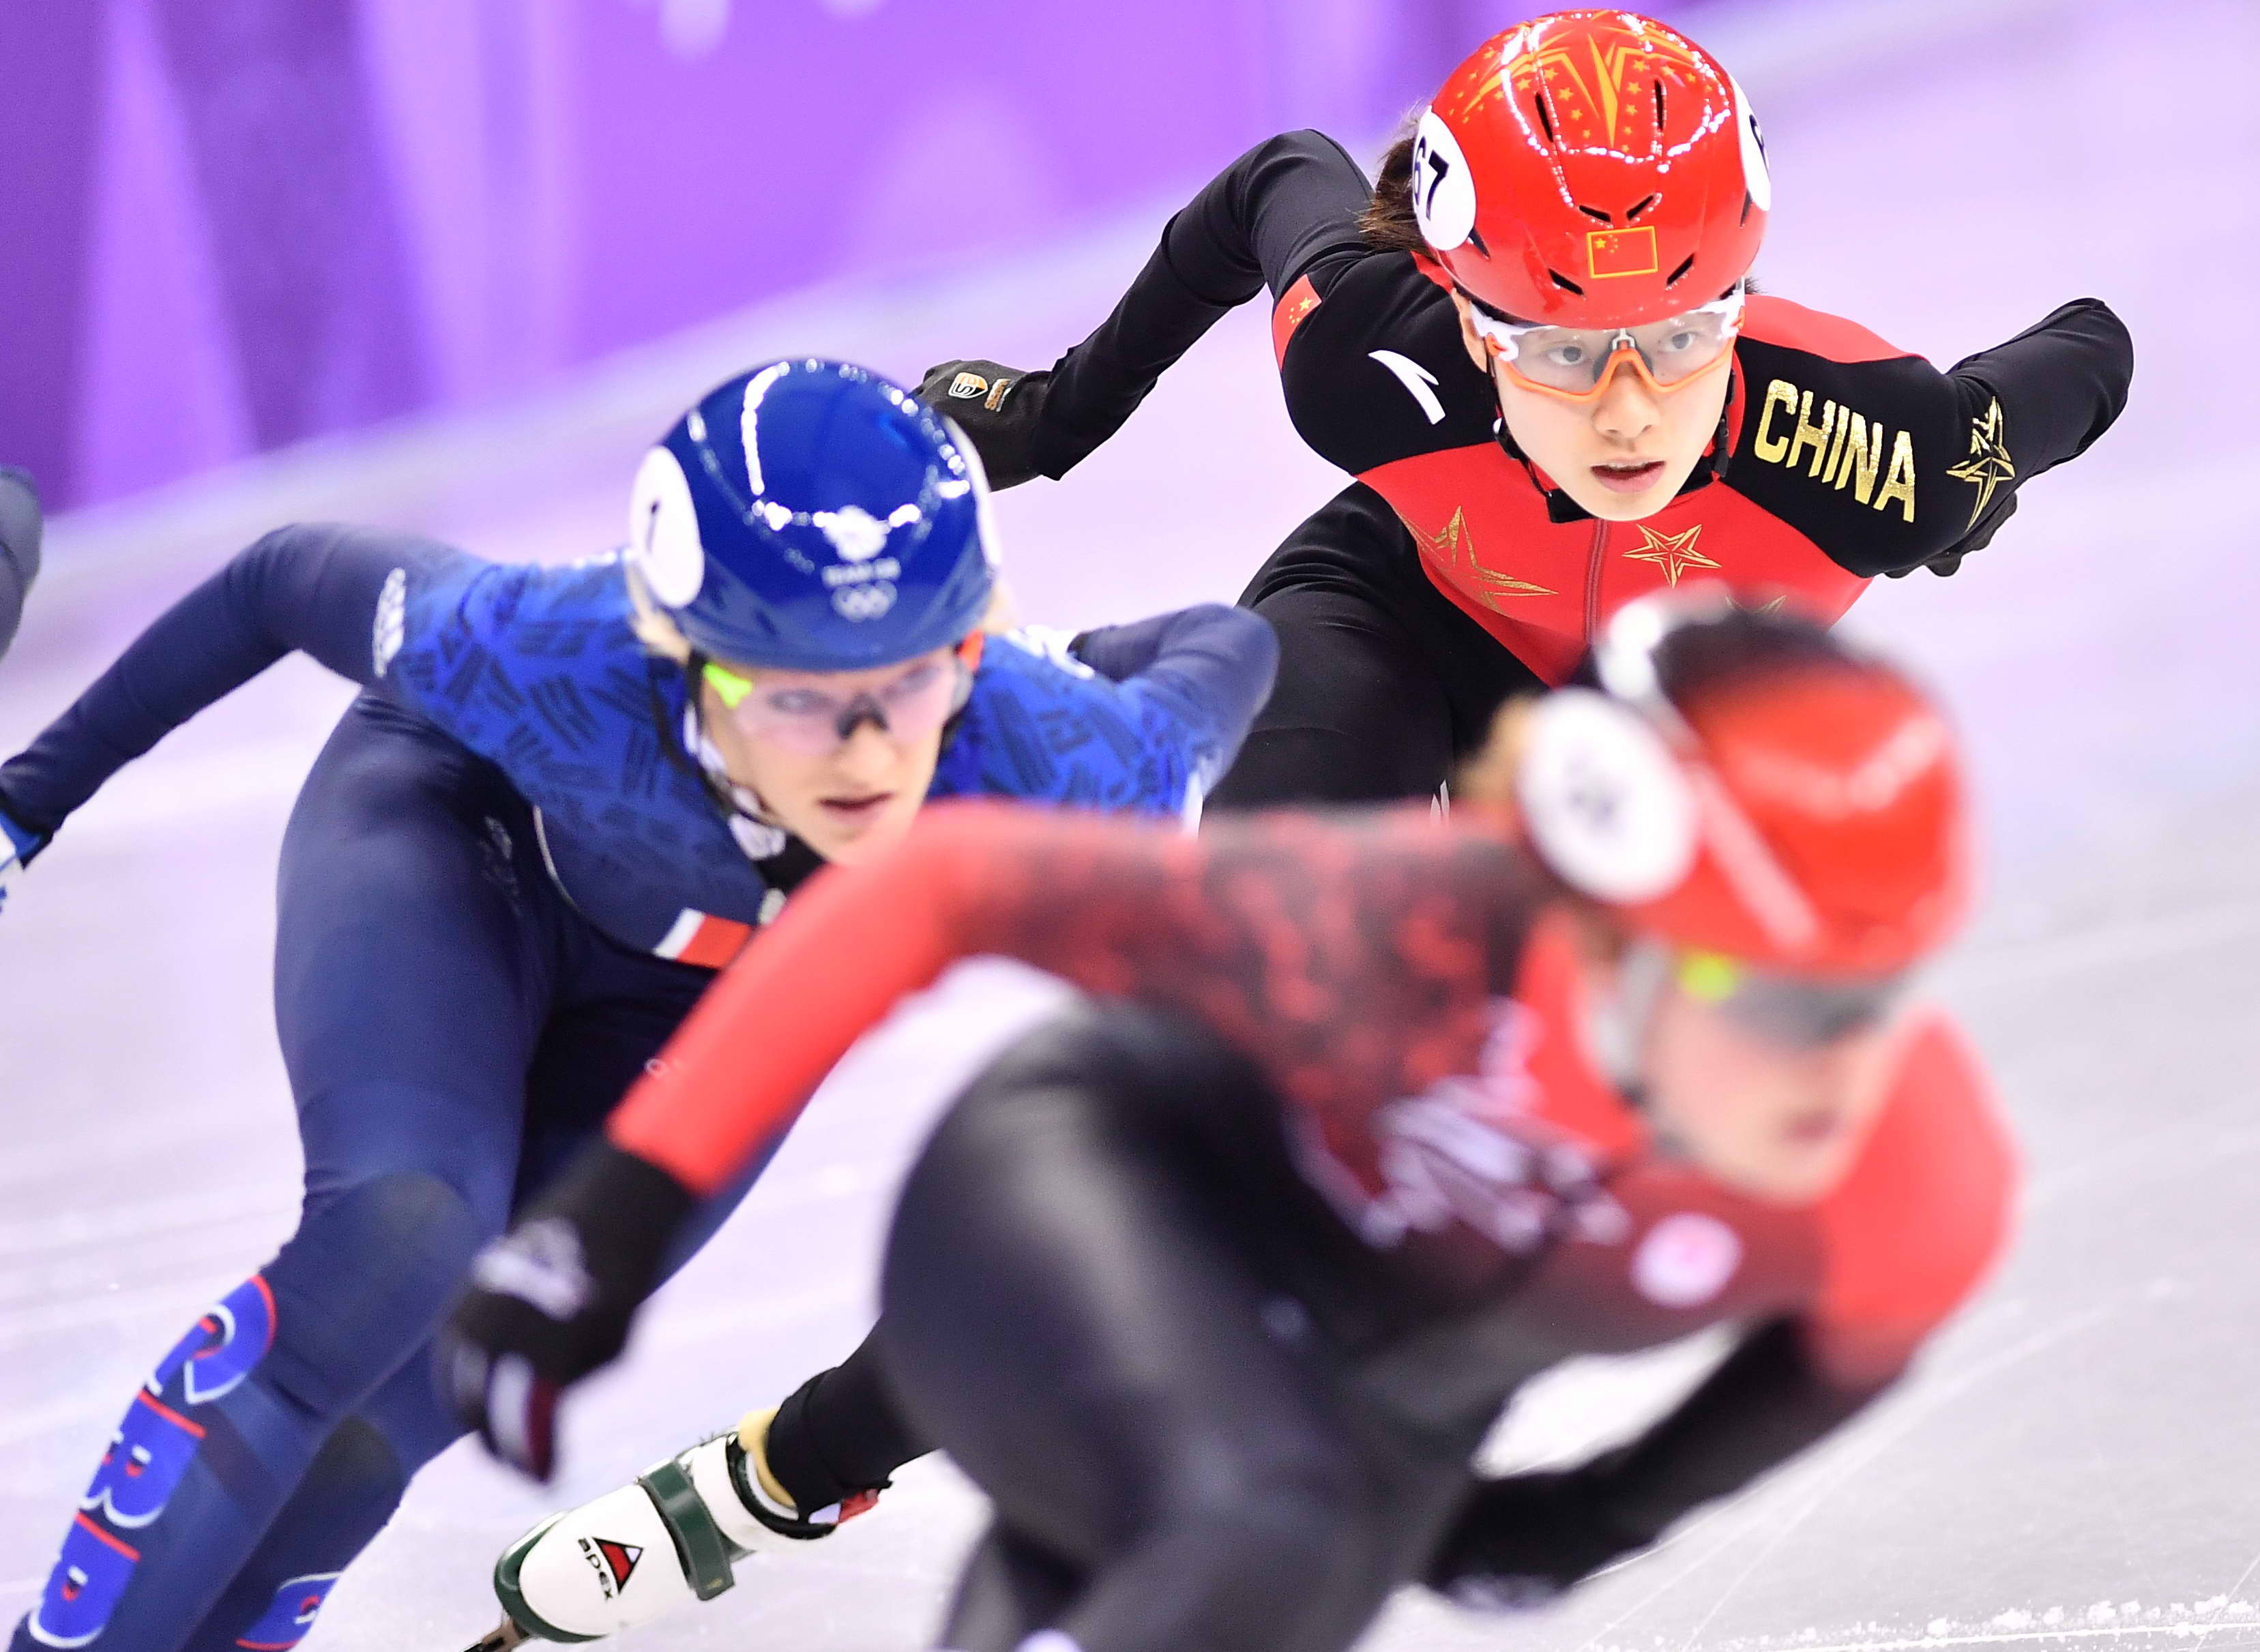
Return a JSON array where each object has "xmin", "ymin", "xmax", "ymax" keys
[{"xmin": 478, "ymin": 1410, "xmax": 875, "ymax": 1644}]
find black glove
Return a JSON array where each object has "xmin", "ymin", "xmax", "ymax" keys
[
  {"xmin": 1887, "ymin": 489, "xmax": 2016, "ymax": 578},
  {"xmin": 1424, "ymin": 1464, "xmax": 1657, "ymax": 1611},
  {"xmin": 439, "ymin": 1140, "xmax": 696, "ymax": 1479},
  {"xmin": 919, "ymin": 359, "xmax": 1054, "ymax": 489}
]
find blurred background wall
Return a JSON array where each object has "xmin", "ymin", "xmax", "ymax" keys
[{"xmin": 0, "ymin": 0, "xmax": 1718, "ymax": 511}]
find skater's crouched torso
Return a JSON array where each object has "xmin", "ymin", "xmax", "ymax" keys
[
  {"xmin": 376, "ymin": 550, "xmax": 1242, "ymax": 962},
  {"xmin": 913, "ymin": 806, "xmax": 2014, "ymax": 1400}
]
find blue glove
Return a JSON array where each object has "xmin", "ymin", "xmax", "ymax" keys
[{"xmin": 0, "ymin": 804, "xmax": 47, "ymax": 915}]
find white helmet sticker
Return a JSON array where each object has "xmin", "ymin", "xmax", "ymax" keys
[
  {"xmin": 1516, "ymin": 689, "xmax": 1697, "ymax": 904},
  {"xmin": 627, "ymin": 445, "xmax": 706, "ymax": 609},
  {"xmin": 737, "ymin": 362, "xmax": 793, "ymax": 499},
  {"xmin": 1731, "ymin": 75, "xmax": 1772, "ymax": 213},
  {"xmin": 1411, "ymin": 109, "xmax": 1478, "ymax": 252},
  {"xmin": 812, "ymin": 505, "xmax": 889, "ymax": 563}
]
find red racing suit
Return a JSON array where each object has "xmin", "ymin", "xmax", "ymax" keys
[{"xmin": 611, "ymin": 801, "xmax": 2014, "ymax": 1439}]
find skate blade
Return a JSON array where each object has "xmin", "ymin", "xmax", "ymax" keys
[{"xmin": 459, "ymin": 1618, "xmax": 533, "ymax": 1652}]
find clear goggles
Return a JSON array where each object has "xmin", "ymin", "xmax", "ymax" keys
[
  {"xmin": 699, "ymin": 638, "xmax": 976, "ymax": 756},
  {"xmin": 1467, "ymin": 287, "xmax": 1745, "ymax": 402},
  {"xmin": 1671, "ymin": 947, "xmax": 1911, "ymax": 1049}
]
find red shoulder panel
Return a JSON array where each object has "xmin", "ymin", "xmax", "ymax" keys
[
  {"xmin": 1272, "ymin": 274, "xmax": 1323, "ymax": 367},
  {"xmin": 1511, "ymin": 915, "xmax": 1648, "ymax": 1160},
  {"xmin": 1808, "ymin": 1011, "xmax": 2018, "ymax": 1385},
  {"xmin": 1740, "ymin": 295, "xmax": 1913, "ymax": 366}
]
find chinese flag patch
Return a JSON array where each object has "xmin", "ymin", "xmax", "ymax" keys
[
  {"xmin": 1272, "ymin": 274, "xmax": 1323, "ymax": 366},
  {"xmin": 1586, "ymin": 226, "xmax": 1659, "ymax": 279}
]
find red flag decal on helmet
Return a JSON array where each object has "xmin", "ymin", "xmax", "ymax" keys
[{"xmin": 1587, "ymin": 226, "xmax": 1659, "ymax": 279}]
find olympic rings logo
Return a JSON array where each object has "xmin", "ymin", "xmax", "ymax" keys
[{"xmin": 832, "ymin": 581, "xmax": 898, "ymax": 621}]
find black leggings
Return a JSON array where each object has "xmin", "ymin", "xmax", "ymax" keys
[
  {"xmin": 872, "ymin": 1004, "xmax": 1491, "ymax": 1652},
  {"xmin": 1209, "ymin": 482, "xmax": 1542, "ymax": 811}
]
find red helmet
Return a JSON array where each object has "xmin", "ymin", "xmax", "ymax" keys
[
  {"xmin": 1412, "ymin": 10, "xmax": 1770, "ymax": 327},
  {"xmin": 1514, "ymin": 593, "xmax": 1969, "ymax": 977}
]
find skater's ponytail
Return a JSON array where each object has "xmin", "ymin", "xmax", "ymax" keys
[{"xmin": 1358, "ymin": 123, "xmax": 1425, "ymax": 256}]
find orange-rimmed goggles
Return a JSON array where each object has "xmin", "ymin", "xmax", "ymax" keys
[{"xmin": 1467, "ymin": 287, "xmax": 1745, "ymax": 404}]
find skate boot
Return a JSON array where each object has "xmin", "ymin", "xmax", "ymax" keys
[{"xmin": 467, "ymin": 1408, "xmax": 880, "ymax": 1645}]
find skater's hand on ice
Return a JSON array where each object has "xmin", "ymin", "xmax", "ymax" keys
[
  {"xmin": 439, "ymin": 1140, "xmax": 697, "ymax": 1479},
  {"xmin": 919, "ymin": 360, "xmax": 1053, "ymax": 488},
  {"xmin": 1424, "ymin": 1466, "xmax": 1654, "ymax": 1611},
  {"xmin": 0, "ymin": 805, "xmax": 46, "ymax": 917}
]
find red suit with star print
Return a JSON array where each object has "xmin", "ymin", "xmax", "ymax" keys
[{"xmin": 958, "ymin": 131, "xmax": 2130, "ymax": 808}]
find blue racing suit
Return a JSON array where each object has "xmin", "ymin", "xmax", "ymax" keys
[{"xmin": 0, "ymin": 524, "xmax": 1275, "ymax": 1652}]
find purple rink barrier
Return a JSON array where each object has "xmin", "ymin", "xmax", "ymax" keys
[{"xmin": 0, "ymin": 0, "xmax": 1734, "ymax": 511}]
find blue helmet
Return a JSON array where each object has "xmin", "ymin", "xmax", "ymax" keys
[{"xmin": 626, "ymin": 359, "xmax": 997, "ymax": 670}]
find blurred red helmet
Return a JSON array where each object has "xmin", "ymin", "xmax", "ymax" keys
[
  {"xmin": 1514, "ymin": 593, "xmax": 1969, "ymax": 977},
  {"xmin": 1412, "ymin": 10, "xmax": 1770, "ymax": 327}
]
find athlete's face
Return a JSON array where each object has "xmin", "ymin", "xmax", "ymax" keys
[
  {"xmin": 698, "ymin": 646, "xmax": 957, "ymax": 864},
  {"xmin": 1639, "ymin": 983, "xmax": 1901, "ymax": 1205},
  {"xmin": 1452, "ymin": 293, "xmax": 1731, "ymax": 522}
]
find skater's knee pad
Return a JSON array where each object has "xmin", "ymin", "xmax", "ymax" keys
[
  {"xmin": 297, "ymin": 1414, "xmax": 409, "ymax": 1516},
  {"xmin": 262, "ymin": 1171, "xmax": 488, "ymax": 1418}
]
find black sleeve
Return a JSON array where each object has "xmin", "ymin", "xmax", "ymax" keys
[
  {"xmin": 1575, "ymin": 1316, "xmax": 1885, "ymax": 1542},
  {"xmin": 1428, "ymin": 1319, "xmax": 1889, "ymax": 1602},
  {"xmin": 0, "ymin": 523, "xmax": 458, "ymax": 836},
  {"xmin": 1031, "ymin": 130, "xmax": 1374, "ymax": 478},
  {"xmin": 1070, "ymin": 602, "xmax": 1259, "ymax": 683},
  {"xmin": 1730, "ymin": 297, "xmax": 2133, "ymax": 578},
  {"xmin": 1072, "ymin": 604, "xmax": 1281, "ymax": 793},
  {"xmin": 0, "ymin": 467, "xmax": 42, "ymax": 665},
  {"xmin": 1946, "ymin": 298, "xmax": 2131, "ymax": 485}
]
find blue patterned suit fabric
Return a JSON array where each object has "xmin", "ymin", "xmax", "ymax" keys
[{"xmin": 383, "ymin": 552, "xmax": 1256, "ymax": 956}]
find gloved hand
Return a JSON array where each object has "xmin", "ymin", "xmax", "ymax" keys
[
  {"xmin": 1008, "ymin": 623, "xmax": 1098, "ymax": 679},
  {"xmin": 1887, "ymin": 490, "xmax": 2016, "ymax": 578},
  {"xmin": 1424, "ymin": 1465, "xmax": 1658, "ymax": 1611},
  {"xmin": 0, "ymin": 802, "xmax": 48, "ymax": 917},
  {"xmin": 918, "ymin": 360, "xmax": 1053, "ymax": 489},
  {"xmin": 440, "ymin": 1140, "xmax": 698, "ymax": 1479}
]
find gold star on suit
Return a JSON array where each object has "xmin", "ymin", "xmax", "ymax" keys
[
  {"xmin": 1945, "ymin": 398, "xmax": 2015, "ymax": 527},
  {"xmin": 1623, "ymin": 523, "xmax": 1720, "ymax": 586},
  {"xmin": 1416, "ymin": 507, "xmax": 1556, "ymax": 607}
]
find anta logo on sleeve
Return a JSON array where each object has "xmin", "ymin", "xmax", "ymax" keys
[{"xmin": 1749, "ymin": 378, "xmax": 1918, "ymax": 523}]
